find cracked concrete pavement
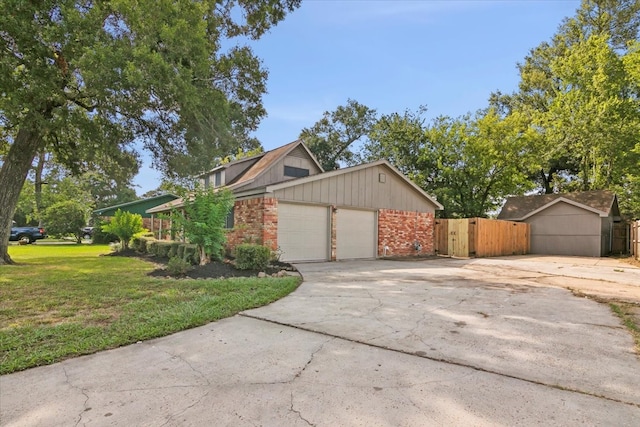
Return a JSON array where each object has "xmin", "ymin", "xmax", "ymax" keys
[{"xmin": 1, "ymin": 255, "xmax": 639, "ymax": 426}]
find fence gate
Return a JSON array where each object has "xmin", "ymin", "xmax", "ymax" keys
[
  {"xmin": 434, "ymin": 220, "xmax": 449, "ymax": 255},
  {"xmin": 448, "ymin": 219, "xmax": 470, "ymax": 257}
]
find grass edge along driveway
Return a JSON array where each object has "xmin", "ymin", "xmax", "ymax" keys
[{"xmin": 0, "ymin": 244, "xmax": 301, "ymax": 375}]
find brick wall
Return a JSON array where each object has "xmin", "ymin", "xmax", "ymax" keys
[
  {"xmin": 378, "ymin": 209, "xmax": 435, "ymax": 257},
  {"xmin": 226, "ymin": 197, "xmax": 278, "ymax": 253},
  {"xmin": 262, "ymin": 198, "xmax": 278, "ymax": 250}
]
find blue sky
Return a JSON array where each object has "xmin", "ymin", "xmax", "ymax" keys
[{"xmin": 133, "ymin": 0, "xmax": 581, "ymax": 195}]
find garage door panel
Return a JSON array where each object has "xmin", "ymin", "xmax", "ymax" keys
[
  {"xmin": 336, "ymin": 209, "xmax": 376, "ymax": 260},
  {"xmin": 278, "ymin": 203, "xmax": 329, "ymax": 262}
]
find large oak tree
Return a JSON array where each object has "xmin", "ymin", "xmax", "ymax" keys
[
  {"xmin": 490, "ymin": 0, "xmax": 640, "ymax": 201},
  {"xmin": 299, "ymin": 99, "xmax": 378, "ymax": 171},
  {"xmin": 366, "ymin": 108, "xmax": 536, "ymax": 218},
  {"xmin": 0, "ymin": 0, "xmax": 300, "ymax": 264}
]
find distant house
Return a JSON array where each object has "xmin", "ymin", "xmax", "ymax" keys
[
  {"xmin": 147, "ymin": 140, "xmax": 443, "ymax": 262},
  {"xmin": 93, "ymin": 194, "xmax": 179, "ymax": 231},
  {"xmin": 497, "ymin": 190, "xmax": 624, "ymax": 257}
]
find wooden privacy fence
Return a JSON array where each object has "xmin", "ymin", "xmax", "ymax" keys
[
  {"xmin": 435, "ymin": 218, "xmax": 530, "ymax": 258},
  {"xmin": 632, "ymin": 221, "xmax": 640, "ymax": 260}
]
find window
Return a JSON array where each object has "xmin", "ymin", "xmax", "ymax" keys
[
  {"xmin": 225, "ymin": 207, "xmax": 234, "ymax": 229},
  {"xmin": 284, "ymin": 165, "xmax": 309, "ymax": 178},
  {"xmin": 203, "ymin": 175, "xmax": 210, "ymax": 189},
  {"xmin": 214, "ymin": 171, "xmax": 222, "ymax": 187}
]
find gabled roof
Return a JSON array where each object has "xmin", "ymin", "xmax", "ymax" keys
[
  {"xmin": 497, "ymin": 190, "xmax": 618, "ymax": 221},
  {"xmin": 226, "ymin": 140, "xmax": 323, "ymax": 190},
  {"xmin": 94, "ymin": 193, "xmax": 179, "ymax": 216},
  {"xmin": 263, "ymin": 159, "xmax": 444, "ymax": 210},
  {"xmin": 197, "ymin": 152, "xmax": 263, "ymax": 177},
  {"xmin": 145, "ymin": 197, "xmax": 186, "ymax": 214},
  {"xmin": 147, "ymin": 141, "xmax": 324, "ymax": 214}
]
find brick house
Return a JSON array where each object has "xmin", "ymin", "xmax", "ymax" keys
[{"xmin": 147, "ymin": 140, "xmax": 443, "ymax": 262}]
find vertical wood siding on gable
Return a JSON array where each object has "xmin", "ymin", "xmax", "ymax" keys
[
  {"xmin": 273, "ymin": 165, "xmax": 436, "ymax": 213},
  {"xmin": 288, "ymin": 145, "xmax": 309, "ymax": 159}
]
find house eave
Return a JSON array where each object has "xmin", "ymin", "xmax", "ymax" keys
[
  {"xmin": 94, "ymin": 193, "xmax": 179, "ymax": 216},
  {"xmin": 516, "ymin": 197, "xmax": 609, "ymax": 221},
  {"xmin": 265, "ymin": 159, "xmax": 444, "ymax": 210}
]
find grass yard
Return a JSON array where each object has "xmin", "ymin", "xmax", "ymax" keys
[{"xmin": 0, "ymin": 244, "xmax": 301, "ymax": 375}]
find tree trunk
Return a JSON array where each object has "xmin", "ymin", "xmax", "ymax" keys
[
  {"xmin": 540, "ymin": 169, "xmax": 553, "ymax": 194},
  {"xmin": 34, "ymin": 150, "xmax": 47, "ymax": 227},
  {"xmin": 0, "ymin": 126, "xmax": 44, "ymax": 265},
  {"xmin": 198, "ymin": 246, "xmax": 209, "ymax": 265}
]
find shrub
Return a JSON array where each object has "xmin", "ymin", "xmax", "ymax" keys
[
  {"xmin": 42, "ymin": 201, "xmax": 88, "ymax": 243},
  {"xmin": 156, "ymin": 242, "xmax": 172, "ymax": 258},
  {"xmin": 183, "ymin": 244, "xmax": 200, "ymax": 265},
  {"xmin": 169, "ymin": 242, "xmax": 180, "ymax": 258},
  {"xmin": 147, "ymin": 241, "xmax": 159, "ymax": 256},
  {"xmin": 131, "ymin": 237, "xmax": 144, "ymax": 252},
  {"xmin": 101, "ymin": 210, "xmax": 145, "ymax": 250},
  {"xmin": 235, "ymin": 244, "xmax": 271, "ymax": 270},
  {"xmin": 171, "ymin": 187, "xmax": 234, "ymax": 265},
  {"xmin": 176, "ymin": 244, "xmax": 185, "ymax": 259},
  {"xmin": 166, "ymin": 257, "xmax": 192, "ymax": 276},
  {"xmin": 91, "ymin": 219, "xmax": 118, "ymax": 244}
]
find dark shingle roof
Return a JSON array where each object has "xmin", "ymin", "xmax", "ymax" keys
[
  {"xmin": 227, "ymin": 140, "xmax": 302, "ymax": 189},
  {"xmin": 497, "ymin": 190, "xmax": 617, "ymax": 220}
]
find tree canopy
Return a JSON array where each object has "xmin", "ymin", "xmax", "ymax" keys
[
  {"xmin": 299, "ymin": 99, "xmax": 377, "ymax": 170},
  {"xmin": 0, "ymin": 0, "xmax": 301, "ymax": 264},
  {"xmin": 366, "ymin": 108, "xmax": 536, "ymax": 218}
]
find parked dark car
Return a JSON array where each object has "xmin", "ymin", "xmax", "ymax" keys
[{"xmin": 10, "ymin": 224, "xmax": 47, "ymax": 243}]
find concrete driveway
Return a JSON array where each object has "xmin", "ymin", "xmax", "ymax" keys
[{"xmin": 2, "ymin": 256, "xmax": 639, "ymax": 426}]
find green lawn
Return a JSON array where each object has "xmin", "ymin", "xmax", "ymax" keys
[{"xmin": 0, "ymin": 244, "xmax": 300, "ymax": 374}]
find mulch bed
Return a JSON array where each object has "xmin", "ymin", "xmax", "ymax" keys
[{"xmin": 106, "ymin": 249, "xmax": 296, "ymax": 279}]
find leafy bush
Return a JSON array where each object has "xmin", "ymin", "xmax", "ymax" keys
[
  {"xmin": 183, "ymin": 244, "xmax": 200, "ymax": 265},
  {"xmin": 169, "ymin": 242, "xmax": 180, "ymax": 258},
  {"xmin": 91, "ymin": 219, "xmax": 119, "ymax": 244},
  {"xmin": 156, "ymin": 242, "xmax": 172, "ymax": 258},
  {"xmin": 101, "ymin": 209, "xmax": 145, "ymax": 250},
  {"xmin": 177, "ymin": 244, "xmax": 185, "ymax": 259},
  {"xmin": 235, "ymin": 244, "xmax": 271, "ymax": 270},
  {"xmin": 171, "ymin": 187, "xmax": 234, "ymax": 264},
  {"xmin": 42, "ymin": 201, "xmax": 88, "ymax": 242},
  {"xmin": 131, "ymin": 237, "xmax": 146, "ymax": 252},
  {"xmin": 142, "ymin": 237, "xmax": 155, "ymax": 253},
  {"xmin": 147, "ymin": 241, "xmax": 159, "ymax": 256},
  {"xmin": 166, "ymin": 257, "xmax": 192, "ymax": 276}
]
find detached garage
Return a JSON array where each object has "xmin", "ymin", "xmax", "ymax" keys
[
  {"xmin": 497, "ymin": 190, "xmax": 623, "ymax": 257},
  {"xmin": 148, "ymin": 140, "xmax": 443, "ymax": 262}
]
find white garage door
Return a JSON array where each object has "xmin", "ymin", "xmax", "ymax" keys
[
  {"xmin": 336, "ymin": 209, "xmax": 376, "ymax": 260},
  {"xmin": 278, "ymin": 203, "xmax": 329, "ymax": 262}
]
